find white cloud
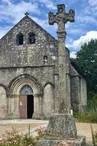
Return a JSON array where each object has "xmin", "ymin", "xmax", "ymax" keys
[
  {"xmin": 0, "ymin": 0, "xmax": 40, "ymax": 24},
  {"xmin": 0, "ymin": 0, "xmax": 57, "ymax": 39},
  {"xmin": 76, "ymin": 14, "xmax": 97, "ymax": 24},
  {"xmin": 88, "ymin": 0, "xmax": 97, "ymax": 15},
  {"xmin": 31, "ymin": 0, "xmax": 56, "ymax": 10},
  {"xmin": 67, "ymin": 28, "xmax": 85, "ymax": 35},
  {"xmin": 70, "ymin": 51, "xmax": 77, "ymax": 58},
  {"xmin": 0, "ymin": 14, "xmax": 13, "ymax": 23},
  {"xmin": 0, "ymin": 26, "xmax": 12, "ymax": 38},
  {"xmin": 89, "ymin": 0, "xmax": 97, "ymax": 6},
  {"xmin": 32, "ymin": 17, "xmax": 49, "ymax": 29},
  {"xmin": 67, "ymin": 31, "xmax": 97, "ymax": 50},
  {"xmin": 1, "ymin": 0, "xmax": 11, "ymax": 4}
]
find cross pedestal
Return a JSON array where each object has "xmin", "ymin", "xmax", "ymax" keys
[
  {"xmin": 37, "ymin": 4, "xmax": 86, "ymax": 146},
  {"xmin": 37, "ymin": 113, "xmax": 86, "ymax": 146}
]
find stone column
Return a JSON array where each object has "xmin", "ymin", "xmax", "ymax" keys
[
  {"xmin": 37, "ymin": 4, "xmax": 86, "ymax": 146},
  {"xmin": 48, "ymin": 4, "xmax": 75, "ymax": 111},
  {"xmin": 47, "ymin": 4, "xmax": 77, "ymax": 137},
  {"xmin": 57, "ymin": 31, "xmax": 71, "ymax": 111}
]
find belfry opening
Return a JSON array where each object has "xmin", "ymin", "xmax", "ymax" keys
[{"xmin": 19, "ymin": 85, "xmax": 34, "ymax": 119}]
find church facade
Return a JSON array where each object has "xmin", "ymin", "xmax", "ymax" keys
[{"xmin": 0, "ymin": 14, "xmax": 87, "ymax": 119}]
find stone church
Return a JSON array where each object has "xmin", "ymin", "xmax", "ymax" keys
[{"xmin": 0, "ymin": 14, "xmax": 87, "ymax": 119}]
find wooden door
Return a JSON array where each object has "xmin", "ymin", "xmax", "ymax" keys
[{"xmin": 19, "ymin": 95, "xmax": 27, "ymax": 119}]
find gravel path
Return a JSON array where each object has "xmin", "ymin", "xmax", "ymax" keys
[{"xmin": 76, "ymin": 122, "xmax": 97, "ymax": 144}]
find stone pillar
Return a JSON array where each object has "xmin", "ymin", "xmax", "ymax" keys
[
  {"xmin": 43, "ymin": 84, "xmax": 54, "ymax": 118},
  {"xmin": 33, "ymin": 94, "xmax": 43, "ymax": 119},
  {"xmin": 14, "ymin": 95, "xmax": 20, "ymax": 118},
  {"xmin": 66, "ymin": 49, "xmax": 71, "ymax": 108},
  {"xmin": 48, "ymin": 4, "xmax": 75, "ymax": 111},
  {"xmin": 45, "ymin": 4, "xmax": 77, "ymax": 138},
  {"xmin": 0, "ymin": 86, "xmax": 7, "ymax": 119},
  {"xmin": 37, "ymin": 4, "xmax": 86, "ymax": 146},
  {"xmin": 54, "ymin": 74, "xmax": 60, "ymax": 112},
  {"xmin": 7, "ymin": 95, "xmax": 20, "ymax": 119},
  {"xmin": 57, "ymin": 31, "xmax": 71, "ymax": 111}
]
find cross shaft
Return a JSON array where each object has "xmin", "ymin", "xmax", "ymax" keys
[{"xmin": 48, "ymin": 4, "xmax": 75, "ymax": 112}]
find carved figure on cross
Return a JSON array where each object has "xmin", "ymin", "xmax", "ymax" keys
[{"xmin": 48, "ymin": 4, "xmax": 75, "ymax": 33}]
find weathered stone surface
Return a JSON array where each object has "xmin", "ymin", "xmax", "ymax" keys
[
  {"xmin": 37, "ymin": 136, "xmax": 86, "ymax": 146},
  {"xmin": 36, "ymin": 4, "xmax": 86, "ymax": 146},
  {"xmin": 47, "ymin": 113, "xmax": 77, "ymax": 138},
  {"xmin": 0, "ymin": 5, "xmax": 87, "ymax": 119},
  {"xmin": 49, "ymin": 4, "xmax": 75, "ymax": 111}
]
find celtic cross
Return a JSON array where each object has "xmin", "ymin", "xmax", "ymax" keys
[{"xmin": 48, "ymin": 4, "xmax": 75, "ymax": 40}]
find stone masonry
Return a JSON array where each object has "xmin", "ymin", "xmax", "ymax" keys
[
  {"xmin": 37, "ymin": 4, "xmax": 86, "ymax": 146},
  {"xmin": 0, "ymin": 8, "xmax": 87, "ymax": 119}
]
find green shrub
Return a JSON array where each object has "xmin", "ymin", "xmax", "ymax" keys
[
  {"xmin": 21, "ymin": 135, "xmax": 36, "ymax": 146},
  {"xmin": 74, "ymin": 95, "xmax": 97, "ymax": 123},
  {"xmin": 88, "ymin": 94, "xmax": 97, "ymax": 109},
  {"xmin": 74, "ymin": 110, "xmax": 97, "ymax": 123}
]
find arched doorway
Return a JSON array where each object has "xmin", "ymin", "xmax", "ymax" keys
[
  {"xmin": 19, "ymin": 85, "xmax": 34, "ymax": 119},
  {"xmin": 9, "ymin": 74, "xmax": 42, "ymax": 119}
]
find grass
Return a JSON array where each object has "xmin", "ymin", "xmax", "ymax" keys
[
  {"xmin": 74, "ymin": 97, "xmax": 97, "ymax": 123},
  {"xmin": 74, "ymin": 110, "xmax": 97, "ymax": 123}
]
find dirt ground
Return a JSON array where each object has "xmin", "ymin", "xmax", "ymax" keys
[
  {"xmin": 0, "ymin": 123, "xmax": 42, "ymax": 137},
  {"xmin": 76, "ymin": 122, "xmax": 97, "ymax": 144},
  {"xmin": 0, "ymin": 121, "xmax": 97, "ymax": 144}
]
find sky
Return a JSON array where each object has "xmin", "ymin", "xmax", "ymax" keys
[{"xmin": 0, "ymin": 0, "xmax": 97, "ymax": 58}]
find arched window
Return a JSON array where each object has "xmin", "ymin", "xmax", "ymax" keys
[
  {"xmin": 44, "ymin": 55, "xmax": 48, "ymax": 64},
  {"xmin": 28, "ymin": 32, "xmax": 35, "ymax": 44},
  {"xmin": 20, "ymin": 85, "xmax": 33, "ymax": 95},
  {"xmin": 16, "ymin": 33, "xmax": 23, "ymax": 45}
]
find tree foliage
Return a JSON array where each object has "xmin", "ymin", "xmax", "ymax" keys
[{"xmin": 76, "ymin": 39, "xmax": 97, "ymax": 98}]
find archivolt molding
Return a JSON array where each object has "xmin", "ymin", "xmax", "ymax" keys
[
  {"xmin": 9, "ymin": 74, "xmax": 42, "ymax": 95},
  {"xmin": 0, "ymin": 84, "xmax": 7, "ymax": 91}
]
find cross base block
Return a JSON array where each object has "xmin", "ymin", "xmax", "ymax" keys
[
  {"xmin": 47, "ymin": 113, "xmax": 77, "ymax": 138},
  {"xmin": 37, "ymin": 136, "xmax": 86, "ymax": 146}
]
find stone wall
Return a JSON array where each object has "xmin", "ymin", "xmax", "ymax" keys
[
  {"xmin": 0, "ymin": 15, "xmax": 87, "ymax": 119},
  {"xmin": 0, "ymin": 67, "xmax": 55, "ymax": 88},
  {"xmin": 71, "ymin": 76, "xmax": 81, "ymax": 111},
  {"xmin": 0, "ymin": 66, "xmax": 56, "ymax": 119},
  {"xmin": 0, "ymin": 16, "xmax": 58, "ymax": 67},
  {"xmin": 80, "ymin": 77, "xmax": 87, "ymax": 111},
  {"xmin": 70, "ymin": 65, "xmax": 87, "ymax": 111}
]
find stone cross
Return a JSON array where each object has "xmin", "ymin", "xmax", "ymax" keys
[
  {"xmin": 49, "ymin": 4, "xmax": 75, "ymax": 34},
  {"xmin": 25, "ymin": 12, "xmax": 29, "ymax": 16},
  {"xmin": 48, "ymin": 4, "xmax": 75, "ymax": 112}
]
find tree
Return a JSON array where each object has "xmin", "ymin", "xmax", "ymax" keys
[{"xmin": 76, "ymin": 39, "xmax": 97, "ymax": 98}]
